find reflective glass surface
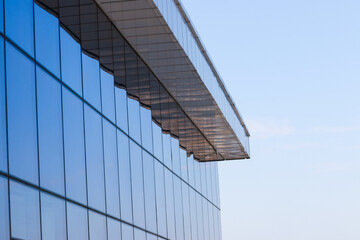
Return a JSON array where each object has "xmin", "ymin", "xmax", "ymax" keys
[
  {"xmin": 162, "ymin": 133, "xmax": 171, "ymax": 169},
  {"xmin": 82, "ymin": 53, "xmax": 101, "ymax": 110},
  {"xmin": 67, "ymin": 202, "xmax": 88, "ymax": 240},
  {"xmin": 37, "ymin": 67, "xmax": 64, "ymax": 195},
  {"xmin": 154, "ymin": 161, "xmax": 167, "ymax": 237},
  {"xmin": 130, "ymin": 140, "xmax": 145, "ymax": 228},
  {"xmin": 34, "ymin": 5, "xmax": 60, "ymax": 77},
  {"xmin": 103, "ymin": 119, "xmax": 120, "ymax": 218},
  {"xmin": 89, "ymin": 211, "xmax": 107, "ymax": 240},
  {"xmin": 41, "ymin": 193, "xmax": 66, "ymax": 240},
  {"xmin": 10, "ymin": 181, "xmax": 41, "ymax": 240},
  {"xmin": 62, "ymin": 88, "xmax": 87, "ymax": 204},
  {"xmin": 107, "ymin": 218, "xmax": 121, "ymax": 240},
  {"xmin": 171, "ymin": 138, "xmax": 180, "ymax": 175},
  {"xmin": 182, "ymin": 183, "xmax": 191, "ymax": 240},
  {"xmin": 6, "ymin": 43, "xmax": 38, "ymax": 185},
  {"xmin": 4, "ymin": 0, "xmax": 34, "ymax": 56},
  {"xmin": 152, "ymin": 122, "xmax": 163, "ymax": 163},
  {"xmin": 0, "ymin": 0, "xmax": 3, "ymax": 33},
  {"xmin": 164, "ymin": 169, "xmax": 176, "ymax": 239},
  {"xmin": 189, "ymin": 189, "xmax": 198, "ymax": 240},
  {"xmin": 128, "ymin": 98, "xmax": 141, "ymax": 143},
  {"xmin": 84, "ymin": 105, "xmax": 105, "ymax": 212},
  {"xmin": 0, "ymin": 176, "xmax": 9, "ymax": 240},
  {"xmin": 140, "ymin": 107, "xmax": 153, "ymax": 153},
  {"xmin": 115, "ymin": 88, "xmax": 128, "ymax": 133},
  {"xmin": 173, "ymin": 177, "xmax": 184, "ymax": 240},
  {"xmin": 0, "ymin": 37, "xmax": 6, "ymax": 172},
  {"xmin": 101, "ymin": 69, "xmax": 116, "ymax": 122},
  {"xmin": 180, "ymin": 149, "xmax": 188, "ymax": 182},
  {"xmin": 143, "ymin": 151, "xmax": 157, "ymax": 233},
  {"xmin": 60, "ymin": 28, "xmax": 82, "ymax": 96},
  {"xmin": 121, "ymin": 223, "xmax": 134, "ymax": 240},
  {"xmin": 134, "ymin": 228, "xmax": 146, "ymax": 240}
]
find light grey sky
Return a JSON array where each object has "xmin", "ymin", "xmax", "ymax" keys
[{"xmin": 180, "ymin": 0, "xmax": 360, "ymax": 239}]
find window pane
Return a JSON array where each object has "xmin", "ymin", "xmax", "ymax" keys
[
  {"xmin": 164, "ymin": 169, "xmax": 176, "ymax": 240},
  {"xmin": 154, "ymin": 161, "xmax": 167, "ymax": 237},
  {"xmin": 6, "ymin": 43, "xmax": 38, "ymax": 185},
  {"xmin": 82, "ymin": 53, "xmax": 101, "ymax": 110},
  {"xmin": 103, "ymin": 119, "xmax": 120, "ymax": 218},
  {"xmin": 143, "ymin": 151, "xmax": 157, "ymax": 233},
  {"xmin": 60, "ymin": 28, "xmax": 82, "ymax": 96},
  {"xmin": 182, "ymin": 183, "xmax": 191, "ymax": 240},
  {"xmin": 171, "ymin": 137, "xmax": 180, "ymax": 175},
  {"xmin": 101, "ymin": 70, "xmax": 115, "ymax": 123},
  {"xmin": 107, "ymin": 218, "xmax": 121, "ymax": 240},
  {"xmin": 130, "ymin": 140, "xmax": 145, "ymax": 228},
  {"xmin": 189, "ymin": 189, "xmax": 198, "ymax": 240},
  {"xmin": 37, "ymin": 67, "xmax": 64, "ymax": 195},
  {"xmin": 134, "ymin": 229, "xmax": 146, "ymax": 240},
  {"xmin": 180, "ymin": 149, "xmax": 188, "ymax": 182},
  {"xmin": 34, "ymin": 4, "xmax": 60, "ymax": 77},
  {"xmin": 4, "ymin": 0, "xmax": 34, "ymax": 56},
  {"xmin": 146, "ymin": 233, "xmax": 157, "ymax": 240},
  {"xmin": 196, "ymin": 193, "xmax": 204, "ymax": 240},
  {"xmin": 41, "ymin": 193, "xmax": 66, "ymax": 240},
  {"xmin": 89, "ymin": 211, "xmax": 107, "ymax": 240},
  {"xmin": 0, "ymin": 176, "xmax": 9, "ymax": 240},
  {"xmin": 84, "ymin": 105, "xmax": 105, "ymax": 212},
  {"xmin": 67, "ymin": 202, "xmax": 88, "ymax": 240},
  {"xmin": 117, "ymin": 130, "xmax": 133, "ymax": 223},
  {"xmin": 63, "ymin": 88, "xmax": 87, "ymax": 204},
  {"xmin": 0, "ymin": 0, "xmax": 3, "ymax": 33},
  {"xmin": 128, "ymin": 98, "xmax": 141, "ymax": 143},
  {"xmin": 162, "ymin": 133, "xmax": 171, "ymax": 169},
  {"xmin": 188, "ymin": 155, "xmax": 195, "ymax": 188},
  {"xmin": 10, "ymin": 181, "xmax": 41, "ymax": 240},
  {"xmin": 152, "ymin": 122, "xmax": 163, "ymax": 163},
  {"xmin": 115, "ymin": 87, "xmax": 128, "ymax": 133},
  {"xmin": 173, "ymin": 177, "xmax": 184, "ymax": 240},
  {"xmin": 121, "ymin": 223, "xmax": 133, "ymax": 240},
  {"xmin": 0, "ymin": 37, "xmax": 6, "ymax": 172},
  {"xmin": 140, "ymin": 107, "xmax": 153, "ymax": 153}
]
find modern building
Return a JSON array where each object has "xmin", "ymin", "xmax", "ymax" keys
[{"xmin": 0, "ymin": 0, "xmax": 249, "ymax": 239}]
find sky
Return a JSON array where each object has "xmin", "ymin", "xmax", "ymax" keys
[{"xmin": 180, "ymin": 0, "xmax": 360, "ymax": 239}]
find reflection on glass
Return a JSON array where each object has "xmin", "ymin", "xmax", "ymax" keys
[
  {"xmin": 60, "ymin": 28, "xmax": 82, "ymax": 96},
  {"xmin": 196, "ymin": 193, "xmax": 204, "ymax": 240},
  {"xmin": 128, "ymin": 98, "xmax": 141, "ymax": 143},
  {"xmin": 34, "ymin": 4, "xmax": 60, "ymax": 77},
  {"xmin": 121, "ymin": 223, "xmax": 134, "ymax": 240},
  {"xmin": 5, "ymin": 0, "xmax": 34, "ymax": 56},
  {"xmin": 130, "ymin": 140, "xmax": 145, "ymax": 228},
  {"xmin": 41, "ymin": 193, "xmax": 66, "ymax": 240},
  {"xmin": 182, "ymin": 183, "xmax": 191, "ymax": 240},
  {"xmin": 143, "ymin": 151, "xmax": 157, "ymax": 233},
  {"xmin": 0, "ymin": 37, "xmax": 6, "ymax": 172},
  {"xmin": 0, "ymin": 176, "xmax": 9, "ymax": 240},
  {"xmin": 154, "ymin": 161, "xmax": 167, "ymax": 237},
  {"xmin": 82, "ymin": 53, "xmax": 101, "ymax": 110},
  {"xmin": 164, "ymin": 169, "xmax": 176, "ymax": 240},
  {"xmin": 180, "ymin": 149, "xmax": 188, "ymax": 182},
  {"xmin": 152, "ymin": 122, "xmax": 163, "ymax": 163},
  {"xmin": 63, "ymin": 88, "xmax": 87, "ymax": 204},
  {"xmin": 10, "ymin": 181, "xmax": 41, "ymax": 240},
  {"xmin": 117, "ymin": 130, "xmax": 133, "ymax": 223},
  {"xmin": 171, "ymin": 137, "xmax": 180, "ymax": 175},
  {"xmin": 162, "ymin": 133, "xmax": 171, "ymax": 169},
  {"xmin": 89, "ymin": 211, "xmax": 107, "ymax": 240},
  {"xmin": 37, "ymin": 67, "xmax": 64, "ymax": 195},
  {"xmin": 115, "ymin": 87, "xmax": 128, "ymax": 133},
  {"xmin": 146, "ymin": 233, "xmax": 157, "ymax": 240},
  {"xmin": 189, "ymin": 189, "xmax": 198, "ymax": 240},
  {"xmin": 134, "ymin": 228, "xmax": 146, "ymax": 240},
  {"xmin": 67, "ymin": 202, "xmax": 88, "ymax": 240},
  {"xmin": 202, "ymin": 198, "xmax": 209, "ymax": 240},
  {"xmin": 103, "ymin": 119, "xmax": 120, "ymax": 218},
  {"xmin": 101, "ymin": 69, "xmax": 116, "ymax": 122},
  {"xmin": 0, "ymin": 0, "xmax": 3, "ymax": 33},
  {"xmin": 84, "ymin": 105, "xmax": 105, "ymax": 212},
  {"xmin": 6, "ymin": 43, "xmax": 38, "ymax": 185},
  {"xmin": 173, "ymin": 177, "xmax": 184, "ymax": 240},
  {"xmin": 107, "ymin": 218, "xmax": 121, "ymax": 240},
  {"xmin": 140, "ymin": 107, "xmax": 153, "ymax": 153}
]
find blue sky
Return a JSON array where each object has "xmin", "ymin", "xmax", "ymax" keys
[{"xmin": 181, "ymin": 0, "xmax": 360, "ymax": 239}]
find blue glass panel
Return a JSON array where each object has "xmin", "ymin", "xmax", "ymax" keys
[
  {"xmin": 60, "ymin": 28, "xmax": 82, "ymax": 96},
  {"xmin": 103, "ymin": 119, "xmax": 120, "ymax": 218},
  {"xmin": 62, "ymin": 88, "xmax": 87, "ymax": 204},
  {"xmin": 173, "ymin": 177, "xmax": 184, "ymax": 240},
  {"xmin": 101, "ymin": 69, "xmax": 115, "ymax": 122},
  {"xmin": 37, "ymin": 67, "xmax": 64, "ymax": 195},
  {"xmin": 82, "ymin": 53, "xmax": 101, "ymax": 110},
  {"xmin": 130, "ymin": 140, "xmax": 145, "ymax": 228},
  {"xmin": 10, "ymin": 181, "xmax": 41, "ymax": 240},
  {"xmin": 6, "ymin": 43, "xmax": 38, "ymax": 185},
  {"xmin": 89, "ymin": 211, "xmax": 107, "ymax": 240},
  {"xmin": 67, "ymin": 202, "xmax": 88, "ymax": 240},
  {"xmin": 162, "ymin": 133, "xmax": 171, "ymax": 169},
  {"xmin": 194, "ymin": 161, "xmax": 201, "ymax": 192},
  {"xmin": 154, "ymin": 161, "xmax": 167, "ymax": 237},
  {"xmin": 115, "ymin": 88, "xmax": 128, "ymax": 133},
  {"xmin": 0, "ymin": 37, "xmax": 6, "ymax": 172},
  {"xmin": 140, "ymin": 107, "xmax": 153, "ymax": 153},
  {"xmin": 84, "ymin": 105, "xmax": 105, "ymax": 212},
  {"xmin": 201, "ymin": 164, "xmax": 207, "ymax": 197},
  {"xmin": 128, "ymin": 98, "xmax": 141, "ymax": 143},
  {"xmin": 4, "ymin": 0, "xmax": 34, "ymax": 56},
  {"xmin": 164, "ymin": 169, "xmax": 176, "ymax": 240},
  {"xmin": 0, "ymin": 0, "xmax": 3, "ymax": 33},
  {"xmin": 182, "ymin": 183, "xmax": 191, "ymax": 240},
  {"xmin": 202, "ymin": 198, "xmax": 210, "ymax": 240},
  {"xmin": 171, "ymin": 137, "xmax": 180, "ymax": 175},
  {"xmin": 121, "ymin": 223, "xmax": 134, "ymax": 240},
  {"xmin": 0, "ymin": 176, "xmax": 9, "ymax": 240},
  {"xmin": 146, "ymin": 233, "xmax": 157, "ymax": 240},
  {"xmin": 180, "ymin": 149, "xmax": 188, "ymax": 182},
  {"xmin": 117, "ymin": 130, "xmax": 133, "ymax": 223},
  {"xmin": 41, "ymin": 193, "xmax": 66, "ymax": 240},
  {"xmin": 196, "ymin": 193, "xmax": 204, "ymax": 240},
  {"xmin": 152, "ymin": 122, "xmax": 163, "ymax": 163},
  {"xmin": 107, "ymin": 218, "xmax": 121, "ymax": 240},
  {"xmin": 189, "ymin": 189, "xmax": 198, "ymax": 240},
  {"xmin": 34, "ymin": 4, "xmax": 60, "ymax": 78},
  {"xmin": 143, "ymin": 151, "xmax": 156, "ymax": 233},
  {"xmin": 187, "ymin": 155, "xmax": 195, "ymax": 188},
  {"xmin": 134, "ymin": 229, "xmax": 146, "ymax": 240}
]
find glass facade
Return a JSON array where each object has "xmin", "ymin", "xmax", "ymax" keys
[{"xmin": 0, "ymin": 1, "xmax": 222, "ymax": 240}]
